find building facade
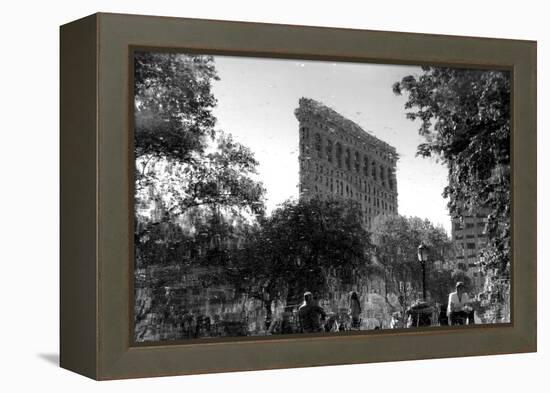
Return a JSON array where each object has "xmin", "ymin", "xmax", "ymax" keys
[
  {"xmin": 451, "ymin": 209, "xmax": 490, "ymax": 289},
  {"xmin": 295, "ymin": 98, "xmax": 398, "ymax": 228}
]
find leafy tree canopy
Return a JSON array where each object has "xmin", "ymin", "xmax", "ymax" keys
[
  {"xmin": 371, "ymin": 214, "xmax": 453, "ymax": 266},
  {"xmin": 134, "ymin": 52, "xmax": 266, "ymax": 269},
  {"xmin": 393, "ymin": 67, "xmax": 510, "ymax": 274},
  {"xmin": 134, "ymin": 52, "xmax": 219, "ymax": 162},
  {"xmin": 136, "ymin": 132, "xmax": 265, "ymax": 219},
  {"xmin": 371, "ymin": 214, "xmax": 455, "ymax": 304},
  {"xmin": 231, "ymin": 198, "xmax": 375, "ymax": 307}
]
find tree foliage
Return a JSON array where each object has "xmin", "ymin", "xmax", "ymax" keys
[
  {"xmin": 231, "ymin": 198, "xmax": 375, "ymax": 309},
  {"xmin": 133, "ymin": 52, "xmax": 266, "ymax": 269},
  {"xmin": 372, "ymin": 215, "xmax": 452, "ymax": 265},
  {"xmin": 371, "ymin": 214, "xmax": 455, "ymax": 304},
  {"xmin": 136, "ymin": 132, "xmax": 265, "ymax": 219},
  {"xmin": 134, "ymin": 51, "xmax": 219, "ymax": 162},
  {"xmin": 392, "ymin": 67, "xmax": 511, "ymax": 275}
]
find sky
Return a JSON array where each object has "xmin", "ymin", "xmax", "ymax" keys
[{"xmin": 209, "ymin": 55, "xmax": 451, "ymax": 234}]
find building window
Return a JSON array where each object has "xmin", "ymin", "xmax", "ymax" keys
[
  {"xmin": 466, "ymin": 223, "xmax": 475, "ymax": 229},
  {"xmin": 371, "ymin": 163, "xmax": 377, "ymax": 181},
  {"xmin": 336, "ymin": 143, "xmax": 342, "ymax": 168},
  {"xmin": 363, "ymin": 157, "xmax": 369, "ymax": 177},
  {"xmin": 345, "ymin": 148, "xmax": 351, "ymax": 170},
  {"xmin": 467, "ymin": 243, "xmax": 476, "ymax": 249},
  {"xmin": 326, "ymin": 139, "xmax": 333, "ymax": 163},
  {"xmin": 354, "ymin": 151, "xmax": 360, "ymax": 172},
  {"xmin": 314, "ymin": 133, "xmax": 322, "ymax": 158},
  {"xmin": 380, "ymin": 164, "xmax": 385, "ymax": 186}
]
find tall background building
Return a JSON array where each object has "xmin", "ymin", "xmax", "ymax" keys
[
  {"xmin": 451, "ymin": 208, "xmax": 490, "ymax": 289},
  {"xmin": 295, "ymin": 98, "xmax": 398, "ymax": 228}
]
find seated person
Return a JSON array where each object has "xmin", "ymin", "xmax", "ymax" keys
[
  {"xmin": 390, "ymin": 312, "xmax": 404, "ymax": 329},
  {"xmin": 447, "ymin": 282, "xmax": 475, "ymax": 325},
  {"xmin": 298, "ymin": 292, "xmax": 327, "ymax": 333},
  {"xmin": 406, "ymin": 300, "xmax": 432, "ymax": 327}
]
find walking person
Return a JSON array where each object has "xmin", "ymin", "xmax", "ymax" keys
[
  {"xmin": 349, "ymin": 291, "xmax": 362, "ymax": 329},
  {"xmin": 163, "ymin": 287, "xmax": 175, "ymax": 323},
  {"xmin": 162, "ymin": 287, "xmax": 176, "ymax": 339}
]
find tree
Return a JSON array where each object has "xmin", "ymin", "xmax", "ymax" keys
[
  {"xmin": 134, "ymin": 51, "xmax": 218, "ymax": 163},
  {"xmin": 136, "ymin": 132, "xmax": 266, "ymax": 219},
  {"xmin": 134, "ymin": 52, "xmax": 265, "ymax": 334},
  {"xmin": 133, "ymin": 52, "xmax": 266, "ymax": 264},
  {"xmin": 392, "ymin": 67, "xmax": 511, "ymax": 276},
  {"xmin": 229, "ymin": 198, "xmax": 375, "ymax": 329},
  {"xmin": 133, "ymin": 52, "xmax": 267, "ymax": 333},
  {"xmin": 371, "ymin": 214, "xmax": 455, "ymax": 306}
]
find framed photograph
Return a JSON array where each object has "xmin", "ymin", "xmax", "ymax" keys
[{"xmin": 60, "ymin": 13, "xmax": 536, "ymax": 380}]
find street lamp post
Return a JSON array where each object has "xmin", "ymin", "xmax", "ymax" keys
[{"xmin": 417, "ymin": 243, "xmax": 429, "ymax": 301}]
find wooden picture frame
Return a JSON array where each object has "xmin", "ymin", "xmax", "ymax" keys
[{"xmin": 60, "ymin": 12, "xmax": 536, "ymax": 380}]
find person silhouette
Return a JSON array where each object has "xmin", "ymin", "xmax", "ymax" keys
[{"xmin": 298, "ymin": 292, "xmax": 327, "ymax": 333}]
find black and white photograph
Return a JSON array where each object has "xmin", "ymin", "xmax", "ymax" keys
[
  {"xmin": 1, "ymin": 0, "xmax": 545, "ymax": 388},
  {"xmin": 132, "ymin": 51, "xmax": 511, "ymax": 343}
]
